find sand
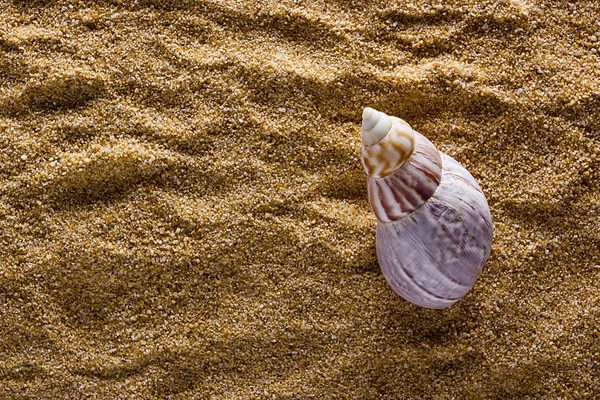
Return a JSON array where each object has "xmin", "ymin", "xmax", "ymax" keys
[{"xmin": 0, "ymin": 0, "xmax": 599, "ymax": 398}]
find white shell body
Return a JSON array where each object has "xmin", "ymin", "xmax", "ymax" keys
[{"xmin": 361, "ymin": 108, "xmax": 493, "ymax": 309}]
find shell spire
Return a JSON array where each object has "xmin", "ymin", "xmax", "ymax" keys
[
  {"xmin": 361, "ymin": 107, "xmax": 416, "ymax": 179},
  {"xmin": 361, "ymin": 108, "xmax": 443, "ymax": 222}
]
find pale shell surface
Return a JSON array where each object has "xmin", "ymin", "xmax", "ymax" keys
[
  {"xmin": 361, "ymin": 108, "xmax": 493, "ymax": 309},
  {"xmin": 376, "ymin": 154, "xmax": 493, "ymax": 308}
]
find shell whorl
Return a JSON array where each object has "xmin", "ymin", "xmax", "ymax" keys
[
  {"xmin": 361, "ymin": 108, "xmax": 416, "ymax": 179},
  {"xmin": 361, "ymin": 108, "xmax": 443, "ymax": 223},
  {"xmin": 367, "ymin": 132, "xmax": 443, "ymax": 222}
]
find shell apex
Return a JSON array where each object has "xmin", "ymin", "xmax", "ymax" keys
[{"xmin": 360, "ymin": 108, "xmax": 416, "ymax": 178}]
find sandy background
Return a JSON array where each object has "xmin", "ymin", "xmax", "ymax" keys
[{"xmin": 0, "ymin": 0, "xmax": 599, "ymax": 398}]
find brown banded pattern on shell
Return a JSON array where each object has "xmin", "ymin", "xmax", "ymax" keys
[
  {"xmin": 361, "ymin": 109, "xmax": 415, "ymax": 179},
  {"xmin": 366, "ymin": 132, "xmax": 442, "ymax": 223}
]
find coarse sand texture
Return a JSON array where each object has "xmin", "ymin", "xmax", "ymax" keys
[{"xmin": 0, "ymin": 0, "xmax": 599, "ymax": 398}]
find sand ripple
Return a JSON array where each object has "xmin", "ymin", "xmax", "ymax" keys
[{"xmin": 0, "ymin": 0, "xmax": 599, "ymax": 398}]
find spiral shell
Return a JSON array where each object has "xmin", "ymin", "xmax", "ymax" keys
[{"xmin": 361, "ymin": 108, "xmax": 493, "ymax": 309}]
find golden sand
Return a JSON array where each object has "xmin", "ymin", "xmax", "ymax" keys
[{"xmin": 0, "ymin": 0, "xmax": 599, "ymax": 398}]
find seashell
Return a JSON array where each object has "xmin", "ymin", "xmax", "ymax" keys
[{"xmin": 361, "ymin": 108, "xmax": 493, "ymax": 309}]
